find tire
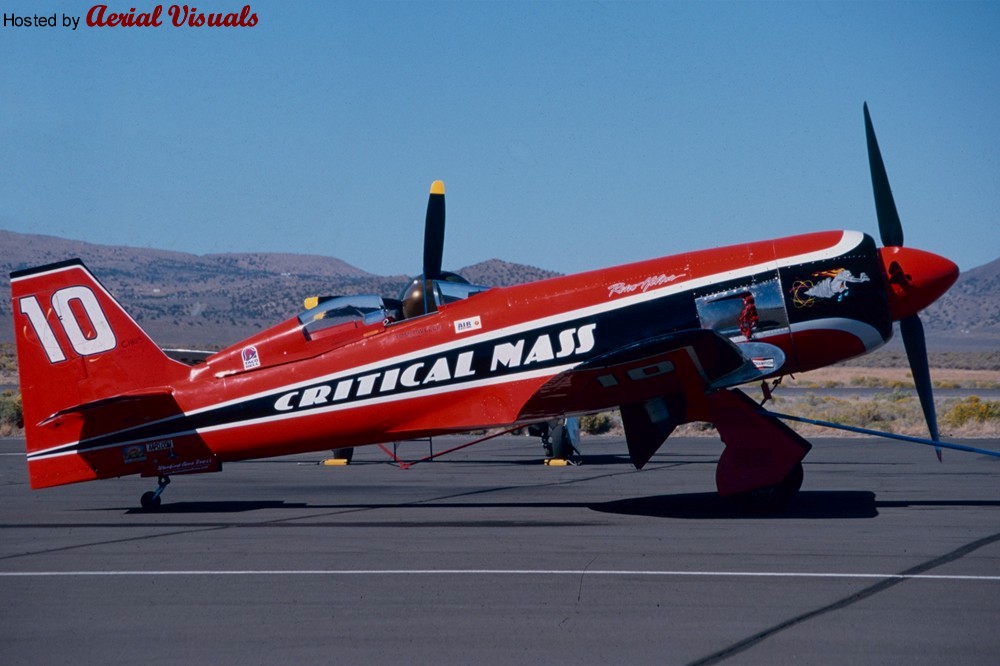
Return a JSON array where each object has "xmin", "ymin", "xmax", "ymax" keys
[
  {"xmin": 140, "ymin": 491, "xmax": 162, "ymax": 512},
  {"xmin": 730, "ymin": 462, "xmax": 803, "ymax": 514}
]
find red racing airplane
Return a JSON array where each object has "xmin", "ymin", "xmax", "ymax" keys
[{"xmin": 10, "ymin": 105, "xmax": 988, "ymax": 511}]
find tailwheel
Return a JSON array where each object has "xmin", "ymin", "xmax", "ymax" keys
[
  {"xmin": 139, "ymin": 475, "xmax": 170, "ymax": 512},
  {"xmin": 728, "ymin": 462, "xmax": 803, "ymax": 514},
  {"xmin": 140, "ymin": 491, "xmax": 161, "ymax": 511}
]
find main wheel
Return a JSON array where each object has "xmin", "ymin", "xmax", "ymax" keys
[
  {"xmin": 730, "ymin": 462, "xmax": 803, "ymax": 514},
  {"xmin": 140, "ymin": 491, "xmax": 162, "ymax": 512},
  {"xmin": 549, "ymin": 423, "xmax": 572, "ymax": 459}
]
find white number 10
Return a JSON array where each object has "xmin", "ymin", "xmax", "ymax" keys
[{"xmin": 19, "ymin": 286, "xmax": 117, "ymax": 364}]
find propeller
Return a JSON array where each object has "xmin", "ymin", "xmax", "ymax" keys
[
  {"xmin": 423, "ymin": 180, "xmax": 446, "ymax": 280},
  {"xmin": 401, "ymin": 180, "xmax": 469, "ymax": 319},
  {"xmin": 864, "ymin": 103, "xmax": 950, "ymax": 459}
]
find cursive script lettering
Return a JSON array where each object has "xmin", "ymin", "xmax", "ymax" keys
[
  {"xmin": 608, "ymin": 273, "xmax": 686, "ymax": 297},
  {"xmin": 87, "ymin": 5, "xmax": 162, "ymax": 27},
  {"xmin": 168, "ymin": 4, "xmax": 258, "ymax": 27},
  {"xmin": 86, "ymin": 4, "xmax": 258, "ymax": 28}
]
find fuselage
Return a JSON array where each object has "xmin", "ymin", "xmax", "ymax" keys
[{"xmin": 22, "ymin": 228, "xmax": 954, "ymax": 488}]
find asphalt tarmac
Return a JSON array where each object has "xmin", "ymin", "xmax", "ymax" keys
[{"xmin": 1, "ymin": 434, "xmax": 998, "ymax": 665}]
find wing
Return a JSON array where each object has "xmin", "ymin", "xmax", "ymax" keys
[{"xmin": 518, "ymin": 328, "xmax": 759, "ymax": 468}]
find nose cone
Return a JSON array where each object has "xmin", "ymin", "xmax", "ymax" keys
[{"xmin": 879, "ymin": 246, "xmax": 959, "ymax": 321}]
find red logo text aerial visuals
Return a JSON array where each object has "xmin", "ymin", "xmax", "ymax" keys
[{"xmin": 86, "ymin": 4, "xmax": 258, "ymax": 28}]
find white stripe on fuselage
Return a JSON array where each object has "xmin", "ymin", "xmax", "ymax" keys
[
  {"xmin": 28, "ymin": 231, "xmax": 866, "ymax": 460},
  {"xmin": 788, "ymin": 317, "xmax": 887, "ymax": 351}
]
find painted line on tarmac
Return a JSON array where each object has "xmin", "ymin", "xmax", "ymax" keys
[{"xmin": 1, "ymin": 569, "xmax": 998, "ymax": 581}]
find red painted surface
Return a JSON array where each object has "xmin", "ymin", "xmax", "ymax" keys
[{"xmin": 879, "ymin": 246, "xmax": 959, "ymax": 321}]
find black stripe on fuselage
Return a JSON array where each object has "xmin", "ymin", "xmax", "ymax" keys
[
  {"xmin": 28, "ymin": 285, "xmax": 704, "ymax": 460},
  {"xmin": 30, "ymin": 235, "xmax": 888, "ymax": 460}
]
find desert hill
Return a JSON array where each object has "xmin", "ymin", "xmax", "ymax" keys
[
  {"xmin": 920, "ymin": 256, "xmax": 1000, "ymax": 347},
  {"xmin": 0, "ymin": 230, "xmax": 560, "ymax": 346}
]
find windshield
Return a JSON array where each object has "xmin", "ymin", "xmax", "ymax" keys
[{"xmin": 436, "ymin": 281, "xmax": 490, "ymax": 305}]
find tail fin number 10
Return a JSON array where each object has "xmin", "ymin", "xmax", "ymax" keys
[{"xmin": 19, "ymin": 287, "xmax": 117, "ymax": 364}]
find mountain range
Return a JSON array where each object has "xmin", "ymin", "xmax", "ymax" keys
[
  {"xmin": 1, "ymin": 229, "xmax": 997, "ymax": 350},
  {"xmin": 0, "ymin": 230, "xmax": 560, "ymax": 346}
]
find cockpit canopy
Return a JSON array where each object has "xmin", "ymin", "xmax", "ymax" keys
[
  {"xmin": 298, "ymin": 279, "xmax": 490, "ymax": 340},
  {"xmin": 298, "ymin": 294, "xmax": 398, "ymax": 339}
]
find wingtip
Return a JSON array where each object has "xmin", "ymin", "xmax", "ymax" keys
[{"xmin": 430, "ymin": 180, "xmax": 445, "ymax": 195}]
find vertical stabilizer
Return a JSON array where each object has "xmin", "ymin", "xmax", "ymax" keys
[{"xmin": 11, "ymin": 259, "xmax": 191, "ymax": 487}]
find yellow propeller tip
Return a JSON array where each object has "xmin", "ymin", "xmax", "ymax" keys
[{"xmin": 430, "ymin": 180, "xmax": 445, "ymax": 195}]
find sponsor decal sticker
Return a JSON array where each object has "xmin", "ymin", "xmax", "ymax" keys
[
  {"xmin": 122, "ymin": 445, "xmax": 146, "ymax": 464},
  {"xmin": 241, "ymin": 345, "xmax": 261, "ymax": 370},
  {"xmin": 156, "ymin": 458, "xmax": 217, "ymax": 475},
  {"xmin": 454, "ymin": 316, "xmax": 482, "ymax": 334},
  {"xmin": 145, "ymin": 439, "xmax": 174, "ymax": 453},
  {"xmin": 752, "ymin": 357, "xmax": 775, "ymax": 370}
]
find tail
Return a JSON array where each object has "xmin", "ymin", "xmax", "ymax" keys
[{"xmin": 11, "ymin": 259, "xmax": 192, "ymax": 488}]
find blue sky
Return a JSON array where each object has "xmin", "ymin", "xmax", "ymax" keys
[{"xmin": 2, "ymin": 1, "xmax": 997, "ymax": 276}]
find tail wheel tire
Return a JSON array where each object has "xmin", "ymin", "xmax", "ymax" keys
[{"xmin": 140, "ymin": 491, "xmax": 162, "ymax": 512}]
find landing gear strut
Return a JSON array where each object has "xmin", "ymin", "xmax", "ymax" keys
[
  {"xmin": 710, "ymin": 388, "xmax": 811, "ymax": 513},
  {"xmin": 530, "ymin": 417, "xmax": 581, "ymax": 461},
  {"xmin": 140, "ymin": 476, "xmax": 170, "ymax": 512}
]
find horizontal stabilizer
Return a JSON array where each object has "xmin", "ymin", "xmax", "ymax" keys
[{"xmin": 38, "ymin": 388, "xmax": 176, "ymax": 427}]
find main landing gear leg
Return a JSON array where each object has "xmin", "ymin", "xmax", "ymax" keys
[
  {"xmin": 708, "ymin": 389, "xmax": 812, "ymax": 513},
  {"xmin": 140, "ymin": 476, "xmax": 170, "ymax": 512}
]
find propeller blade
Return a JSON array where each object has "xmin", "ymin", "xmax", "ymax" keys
[
  {"xmin": 423, "ymin": 180, "xmax": 446, "ymax": 279},
  {"xmin": 864, "ymin": 103, "xmax": 904, "ymax": 247},
  {"xmin": 900, "ymin": 314, "xmax": 942, "ymax": 460}
]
